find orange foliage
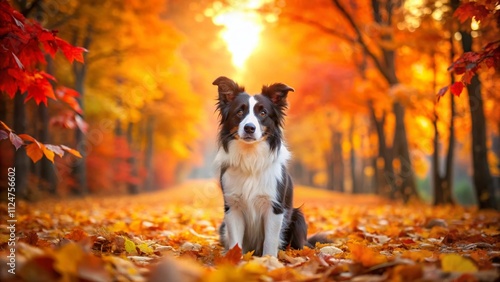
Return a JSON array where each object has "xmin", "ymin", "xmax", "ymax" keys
[{"xmin": 1, "ymin": 181, "xmax": 499, "ymax": 281}]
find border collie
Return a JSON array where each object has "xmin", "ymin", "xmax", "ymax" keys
[{"xmin": 213, "ymin": 76, "xmax": 311, "ymax": 257}]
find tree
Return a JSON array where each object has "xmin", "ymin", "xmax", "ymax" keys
[
  {"xmin": 274, "ymin": 0, "xmax": 418, "ymax": 201},
  {"xmin": 442, "ymin": 0, "xmax": 499, "ymax": 209},
  {"xmin": 0, "ymin": 0, "xmax": 83, "ymax": 197}
]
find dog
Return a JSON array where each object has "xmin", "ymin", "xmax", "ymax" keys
[{"xmin": 213, "ymin": 76, "xmax": 313, "ymax": 257}]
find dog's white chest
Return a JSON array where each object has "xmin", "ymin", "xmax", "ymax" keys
[{"xmin": 216, "ymin": 140, "xmax": 290, "ymax": 206}]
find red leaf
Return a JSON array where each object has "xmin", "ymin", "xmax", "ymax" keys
[
  {"xmin": 39, "ymin": 30, "xmax": 58, "ymax": 57},
  {"xmin": 454, "ymin": 3, "xmax": 490, "ymax": 23},
  {"xmin": 436, "ymin": 86, "xmax": 448, "ymax": 101},
  {"xmin": 56, "ymin": 86, "xmax": 79, "ymax": 98},
  {"xmin": 483, "ymin": 57, "xmax": 495, "ymax": 69},
  {"xmin": 450, "ymin": 82, "xmax": 464, "ymax": 97},
  {"xmin": 9, "ymin": 132, "xmax": 24, "ymax": 150},
  {"xmin": 462, "ymin": 71, "xmax": 475, "ymax": 85},
  {"xmin": 25, "ymin": 72, "xmax": 56, "ymax": 105},
  {"xmin": 56, "ymin": 86, "xmax": 82, "ymax": 113},
  {"xmin": 56, "ymin": 38, "xmax": 87, "ymax": 63}
]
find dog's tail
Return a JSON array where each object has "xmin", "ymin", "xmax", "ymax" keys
[
  {"xmin": 287, "ymin": 208, "xmax": 332, "ymax": 249},
  {"xmin": 305, "ymin": 233, "xmax": 332, "ymax": 248}
]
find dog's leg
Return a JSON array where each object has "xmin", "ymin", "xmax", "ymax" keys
[
  {"xmin": 262, "ymin": 207, "xmax": 284, "ymax": 256},
  {"xmin": 224, "ymin": 209, "xmax": 245, "ymax": 250}
]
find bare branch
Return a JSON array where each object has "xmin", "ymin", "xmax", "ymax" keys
[{"xmin": 330, "ymin": 0, "xmax": 396, "ymax": 84}]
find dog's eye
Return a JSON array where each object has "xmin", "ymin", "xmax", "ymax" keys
[
  {"xmin": 259, "ymin": 110, "xmax": 267, "ymax": 117},
  {"xmin": 236, "ymin": 110, "xmax": 244, "ymax": 117}
]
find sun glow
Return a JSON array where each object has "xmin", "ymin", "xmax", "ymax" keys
[{"xmin": 210, "ymin": 1, "xmax": 270, "ymax": 70}]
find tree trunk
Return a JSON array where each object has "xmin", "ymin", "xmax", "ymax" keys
[
  {"xmin": 333, "ymin": 131, "xmax": 344, "ymax": 192},
  {"xmin": 368, "ymin": 101, "xmax": 395, "ymax": 198},
  {"xmin": 0, "ymin": 93, "xmax": 6, "ymax": 122},
  {"xmin": 73, "ymin": 63, "xmax": 88, "ymax": 195},
  {"xmin": 349, "ymin": 116, "xmax": 359, "ymax": 193},
  {"xmin": 442, "ymin": 90, "xmax": 456, "ymax": 205},
  {"xmin": 13, "ymin": 92, "xmax": 29, "ymax": 198},
  {"xmin": 127, "ymin": 122, "xmax": 139, "ymax": 194},
  {"xmin": 460, "ymin": 31, "xmax": 495, "ymax": 209},
  {"xmin": 373, "ymin": 0, "xmax": 417, "ymax": 201},
  {"xmin": 325, "ymin": 133, "xmax": 337, "ymax": 191},
  {"xmin": 71, "ymin": 25, "xmax": 92, "ymax": 196},
  {"xmin": 39, "ymin": 55, "xmax": 57, "ymax": 194},
  {"xmin": 392, "ymin": 102, "xmax": 417, "ymax": 201},
  {"xmin": 443, "ymin": 38, "xmax": 457, "ymax": 205},
  {"xmin": 143, "ymin": 116, "xmax": 155, "ymax": 191}
]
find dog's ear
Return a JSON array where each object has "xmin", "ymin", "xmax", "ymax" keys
[
  {"xmin": 262, "ymin": 83, "xmax": 294, "ymax": 107},
  {"xmin": 213, "ymin": 76, "xmax": 244, "ymax": 105}
]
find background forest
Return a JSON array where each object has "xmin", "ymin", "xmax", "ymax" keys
[{"xmin": 1, "ymin": 0, "xmax": 499, "ymax": 209}]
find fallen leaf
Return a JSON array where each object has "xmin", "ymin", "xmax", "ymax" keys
[
  {"xmin": 348, "ymin": 242, "xmax": 387, "ymax": 267},
  {"xmin": 441, "ymin": 253, "xmax": 478, "ymax": 273}
]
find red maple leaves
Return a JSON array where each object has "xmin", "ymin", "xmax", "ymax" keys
[
  {"xmin": 453, "ymin": 2, "xmax": 491, "ymax": 24},
  {"xmin": 437, "ymin": 0, "xmax": 499, "ymax": 100},
  {"xmin": 1, "ymin": 1, "xmax": 86, "ymax": 162},
  {"xmin": 0, "ymin": 1, "xmax": 86, "ymax": 105}
]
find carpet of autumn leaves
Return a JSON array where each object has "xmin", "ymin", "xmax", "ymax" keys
[{"xmin": 1, "ymin": 180, "xmax": 499, "ymax": 282}]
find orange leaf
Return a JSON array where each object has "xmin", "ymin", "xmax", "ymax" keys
[
  {"xmin": 61, "ymin": 145, "xmax": 82, "ymax": 158},
  {"xmin": 26, "ymin": 142, "xmax": 44, "ymax": 163},
  {"xmin": 243, "ymin": 250, "xmax": 254, "ymax": 261},
  {"xmin": 18, "ymin": 133, "xmax": 39, "ymax": 143},
  {"xmin": 64, "ymin": 228, "xmax": 89, "ymax": 242},
  {"xmin": 392, "ymin": 264, "xmax": 423, "ymax": 281},
  {"xmin": 347, "ymin": 242, "xmax": 387, "ymax": 267},
  {"xmin": 41, "ymin": 144, "xmax": 55, "ymax": 162},
  {"xmin": 216, "ymin": 244, "xmax": 242, "ymax": 265}
]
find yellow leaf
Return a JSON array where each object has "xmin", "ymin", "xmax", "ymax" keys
[
  {"xmin": 54, "ymin": 243, "xmax": 83, "ymax": 277},
  {"xmin": 138, "ymin": 243, "xmax": 153, "ymax": 255},
  {"xmin": 124, "ymin": 238, "xmax": 138, "ymax": 255},
  {"xmin": 111, "ymin": 221, "xmax": 127, "ymax": 232},
  {"xmin": 441, "ymin": 253, "xmax": 478, "ymax": 273},
  {"xmin": 243, "ymin": 250, "xmax": 254, "ymax": 261},
  {"xmin": 241, "ymin": 260, "xmax": 267, "ymax": 274}
]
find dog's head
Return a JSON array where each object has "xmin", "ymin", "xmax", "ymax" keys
[{"xmin": 213, "ymin": 76, "xmax": 294, "ymax": 152}]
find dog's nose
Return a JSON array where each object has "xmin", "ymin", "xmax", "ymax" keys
[{"xmin": 244, "ymin": 123, "xmax": 256, "ymax": 134}]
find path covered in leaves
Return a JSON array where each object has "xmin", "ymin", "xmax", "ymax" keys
[{"xmin": 1, "ymin": 180, "xmax": 499, "ymax": 281}]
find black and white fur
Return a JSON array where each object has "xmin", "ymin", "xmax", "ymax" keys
[{"xmin": 213, "ymin": 76, "xmax": 310, "ymax": 257}]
